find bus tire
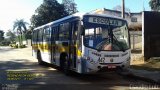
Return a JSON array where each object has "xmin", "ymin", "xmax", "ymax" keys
[
  {"xmin": 61, "ymin": 55, "xmax": 70, "ymax": 75},
  {"xmin": 37, "ymin": 51, "xmax": 44, "ymax": 65}
]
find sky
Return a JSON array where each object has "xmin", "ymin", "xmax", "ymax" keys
[{"xmin": 0, "ymin": 0, "xmax": 150, "ymax": 32}]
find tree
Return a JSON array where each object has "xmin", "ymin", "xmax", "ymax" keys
[
  {"xmin": 62, "ymin": 0, "xmax": 78, "ymax": 15},
  {"xmin": 0, "ymin": 30, "xmax": 4, "ymax": 41},
  {"xmin": 25, "ymin": 26, "xmax": 33, "ymax": 39},
  {"xmin": 149, "ymin": 0, "xmax": 160, "ymax": 11},
  {"xmin": 13, "ymin": 19, "xmax": 28, "ymax": 45},
  {"xmin": 0, "ymin": 30, "xmax": 4, "ymax": 46},
  {"xmin": 6, "ymin": 30, "xmax": 16, "ymax": 43},
  {"xmin": 30, "ymin": 0, "xmax": 68, "ymax": 28},
  {"xmin": 113, "ymin": 5, "xmax": 130, "ymax": 13}
]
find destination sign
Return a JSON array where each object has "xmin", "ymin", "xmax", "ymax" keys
[{"xmin": 88, "ymin": 17, "xmax": 123, "ymax": 26}]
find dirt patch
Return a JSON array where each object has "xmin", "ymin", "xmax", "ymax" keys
[{"xmin": 130, "ymin": 54, "xmax": 144, "ymax": 65}]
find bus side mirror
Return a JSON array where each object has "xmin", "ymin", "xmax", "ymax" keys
[
  {"xmin": 81, "ymin": 31, "xmax": 85, "ymax": 35},
  {"xmin": 81, "ymin": 25, "xmax": 85, "ymax": 35}
]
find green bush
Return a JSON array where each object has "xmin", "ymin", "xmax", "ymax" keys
[
  {"xmin": 9, "ymin": 43, "xmax": 26, "ymax": 48},
  {"xmin": 13, "ymin": 44, "xmax": 18, "ymax": 48},
  {"xmin": 18, "ymin": 45, "xmax": 26, "ymax": 48},
  {"xmin": 9, "ymin": 44, "xmax": 13, "ymax": 47},
  {"xmin": 9, "ymin": 44, "xmax": 18, "ymax": 48}
]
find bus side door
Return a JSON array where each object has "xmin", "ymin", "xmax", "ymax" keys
[
  {"xmin": 51, "ymin": 27, "xmax": 57, "ymax": 64},
  {"xmin": 70, "ymin": 20, "xmax": 79, "ymax": 68},
  {"xmin": 42, "ymin": 27, "xmax": 51, "ymax": 63}
]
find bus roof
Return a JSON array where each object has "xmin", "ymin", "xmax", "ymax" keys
[
  {"xmin": 85, "ymin": 13, "xmax": 125, "ymax": 20},
  {"xmin": 34, "ymin": 12, "xmax": 126, "ymax": 30},
  {"xmin": 34, "ymin": 13, "xmax": 84, "ymax": 30}
]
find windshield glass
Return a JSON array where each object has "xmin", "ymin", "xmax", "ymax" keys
[{"xmin": 84, "ymin": 24, "xmax": 129, "ymax": 51}]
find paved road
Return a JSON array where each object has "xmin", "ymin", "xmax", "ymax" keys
[{"xmin": 0, "ymin": 46, "xmax": 151, "ymax": 90}]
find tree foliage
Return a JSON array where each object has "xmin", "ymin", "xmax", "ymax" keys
[
  {"xmin": 13, "ymin": 19, "xmax": 28, "ymax": 45},
  {"xmin": 6, "ymin": 30, "xmax": 16, "ymax": 42},
  {"xmin": 0, "ymin": 30, "xmax": 4, "ymax": 41},
  {"xmin": 113, "ymin": 5, "xmax": 130, "ymax": 13},
  {"xmin": 25, "ymin": 26, "xmax": 33, "ymax": 39},
  {"xmin": 62, "ymin": 0, "xmax": 78, "ymax": 15},
  {"xmin": 30, "ymin": 0, "xmax": 68, "ymax": 28},
  {"xmin": 149, "ymin": 0, "xmax": 160, "ymax": 11},
  {"xmin": 13, "ymin": 19, "xmax": 28, "ymax": 34}
]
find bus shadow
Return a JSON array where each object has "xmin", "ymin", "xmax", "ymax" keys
[
  {"xmin": 0, "ymin": 60, "xmax": 130, "ymax": 90},
  {"xmin": 0, "ymin": 59, "xmax": 38, "ymax": 70},
  {"xmin": 0, "ymin": 59, "xmax": 55, "ymax": 84}
]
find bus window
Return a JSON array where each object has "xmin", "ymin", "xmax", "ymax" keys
[
  {"xmin": 59, "ymin": 23, "xmax": 69, "ymax": 40},
  {"xmin": 32, "ymin": 30, "xmax": 37, "ymax": 42},
  {"xmin": 51, "ymin": 26, "xmax": 59, "ymax": 41},
  {"xmin": 43, "ymin": 27, "xmax": 51, "ymax": 42},
  {"xmin": 38, "ymin": 29, "xmax": 43, "ymax": 42}
]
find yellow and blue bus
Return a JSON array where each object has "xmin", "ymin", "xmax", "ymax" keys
[{"xmin": 32, "ymin": 13, "xmax": 131, "ymax": 74}]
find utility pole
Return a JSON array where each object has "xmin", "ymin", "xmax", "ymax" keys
[
  {"xmin": 142, "ymin": 0, "xmax": 145, "ymax": 11},
  {"xmin": 122, "ymin": 0, "xmax": 125, "ymax": 18}
]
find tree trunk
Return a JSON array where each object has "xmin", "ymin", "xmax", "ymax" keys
[
  {"xmin": 18, "ymin": 30, "xmax": 23, "ymax": 46},
  {"xmin": 18, "ymin": 35, "xmax": 21, "ymax": 46}
]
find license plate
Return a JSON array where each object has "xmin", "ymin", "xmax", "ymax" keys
[{"xmin": 107, "ymin": 65, "xmax": 116, "ymax": 68}]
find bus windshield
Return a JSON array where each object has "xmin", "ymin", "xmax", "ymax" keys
[{"xmin": 84, "ymin": 23, "xmax": 129, "ymax": 51}]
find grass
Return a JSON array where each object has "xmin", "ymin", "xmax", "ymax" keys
[{"xmin": 131, "ymin": 59, "xmax": 160, "ymax": 71}]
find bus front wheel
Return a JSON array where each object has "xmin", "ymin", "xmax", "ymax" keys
[
  {"xmin": 61, "ymin": 55, "xmax": 70, "ymax": 75},
  {"xmin": 37, "ymin": 51, "xmax": 44, "ymax": 65}
]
